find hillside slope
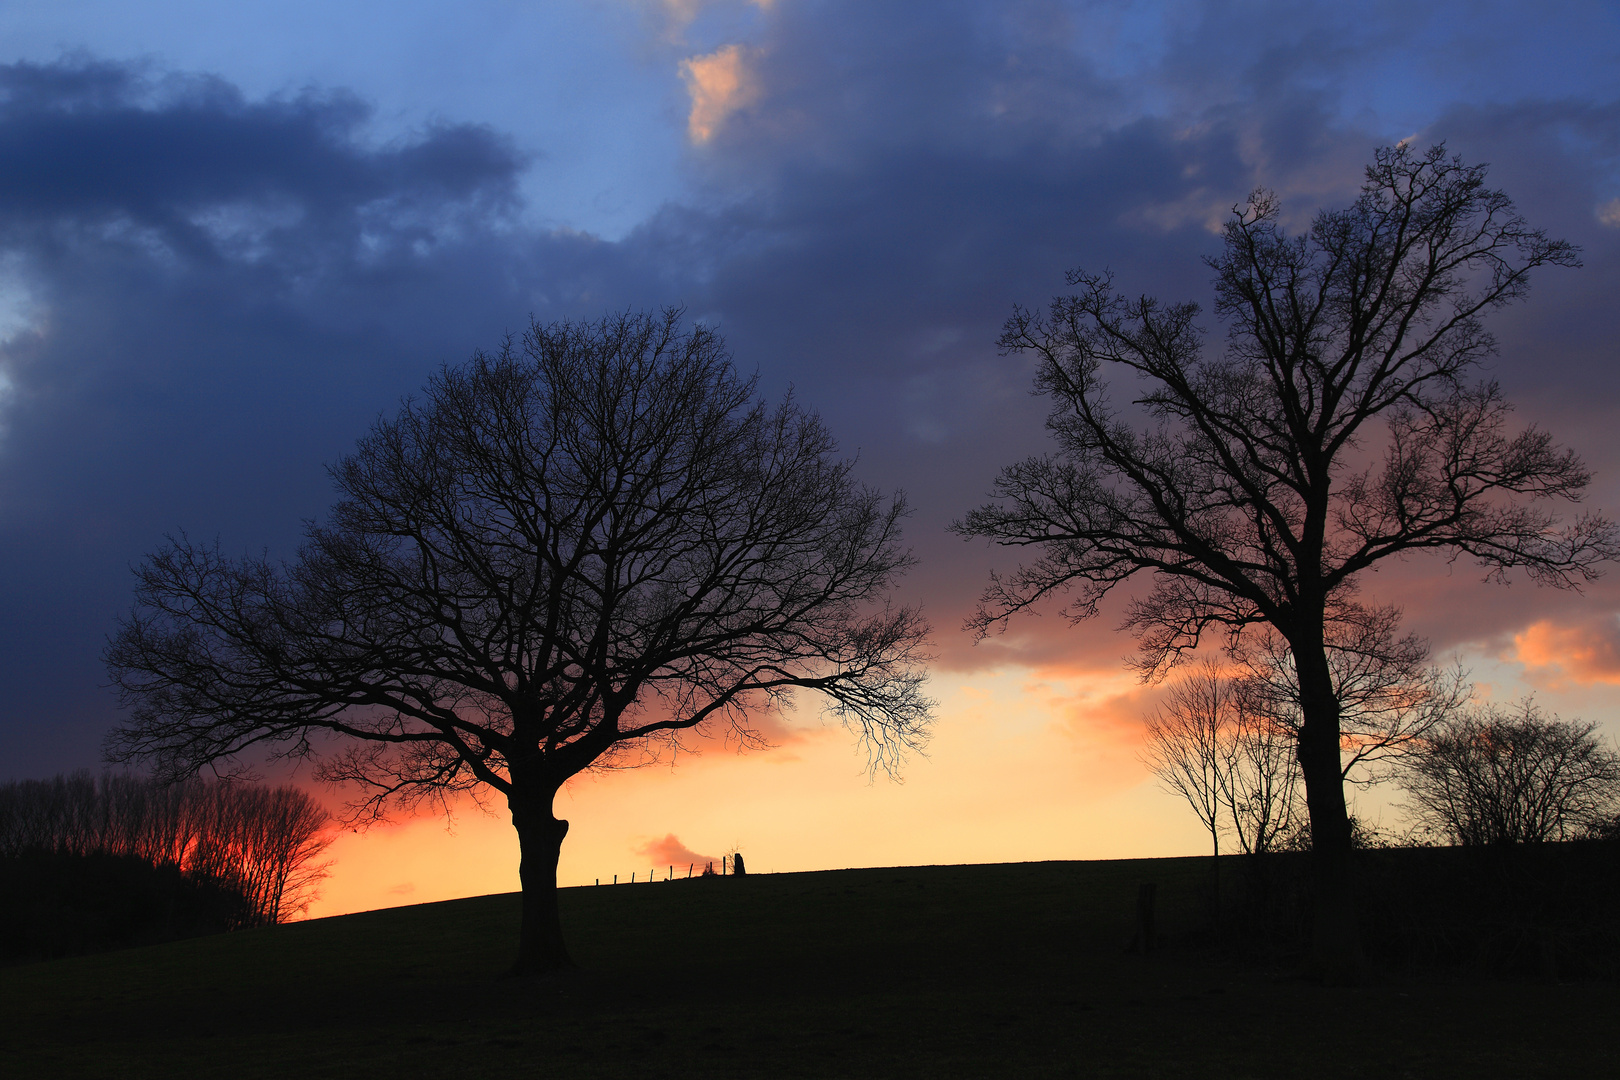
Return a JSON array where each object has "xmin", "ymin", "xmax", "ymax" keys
[{"xmin": 2, "ymin": 858, "xmax": 1615, "ymax": 1078}]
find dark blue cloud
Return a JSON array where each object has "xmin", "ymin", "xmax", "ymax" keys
[
  {"xmin": 2, "ymin": 0, "xmax": 1618, "ymax": 777},
  {"xmin": 0, "ymin": 61, "xmax": 520, "ymax": 245},
  {"xmin": 634, "ymin": 0, "xmax": 1620, "ymax": 667},
  {"xmin": 0, "ymin": 59, "xmax": 640, "ymax": 775}
]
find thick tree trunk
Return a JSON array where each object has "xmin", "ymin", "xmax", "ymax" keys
[
  {"xmin": 508, "ymin": 792, "xmax": 573, "ymax": 976},
  {"xmin": 1294, "ymin": 643, "xmax": 1364, "ymax": 984}
]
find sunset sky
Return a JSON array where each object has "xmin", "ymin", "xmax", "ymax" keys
[{"xmin": 2, "ymin": 0, "xmax": 1619, "ymax": 918}]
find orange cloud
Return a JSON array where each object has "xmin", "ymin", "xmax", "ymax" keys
[
  {"xmin": 680, "ymin": 44, "xmax": 759, "ymax": 143},
  {"xmin": 634, "ymin": 832, "xmax": 721, "ymax": 869},
  {"xmin": 1510, "ymin": 615, "xmax": 1620, "ymax": 687}
]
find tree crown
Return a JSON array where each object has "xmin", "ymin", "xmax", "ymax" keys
[
  {"xmin": 958, "ymin": 143, "xmax": 1610, "ymax": 674},
  {"xmin": 107, "ymin": 309, "xmax": 933, "ymax": 820}
]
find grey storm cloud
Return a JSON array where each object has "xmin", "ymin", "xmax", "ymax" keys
[
  {"xmin": 1, "ymin": 0, "xmax": 1617, "ymax": 776},
  {"xmin": 0, "ymin": 62, "xmax": 521, "ymax": 227},
  {"xmin": 0, "ymin": 59, "xmax": 642, "ymax": 772}
]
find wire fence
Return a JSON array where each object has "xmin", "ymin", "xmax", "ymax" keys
[{"xmin": 595, "ymin": 854, "xmax": 743, "ymax": 885}]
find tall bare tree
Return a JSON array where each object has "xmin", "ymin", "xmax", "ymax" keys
[
  {"xmin": 957, "ymin": 144, "xmax": 1613, "ymax": 977},
  {"xmin": 106, "ymin": 309, "xmax": 933, "ymax": 974}
]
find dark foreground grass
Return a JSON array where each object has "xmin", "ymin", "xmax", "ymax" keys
[{"xmin": 2, "ymin": 857, "xmax": 1615, "ymax": 1078}]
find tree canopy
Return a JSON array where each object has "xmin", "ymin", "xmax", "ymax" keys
[{"xmin": 107, "ymin": 309, "xmax": 933, "ymax": 973}]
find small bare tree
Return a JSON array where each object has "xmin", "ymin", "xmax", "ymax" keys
[
  {"xmin": 1143, "ymin": 662, "xmax": 1238, "ymax": 866},
  {"xmin": 106, "ymin": 309, "xmax": 933, "ymax": 974},
  {"xmin": 1142, "ymin": 662, "xmax": 1300, "ymax": 883},
  {"xmin": 1225, "ymin": 690, "xmax": 1302, "ymax": 857},
  {"xmin": 188, "ymin": 783, "xmax": 333, "ymax": 924},
  {"xmin": 1401, "ymin": 701, "xmax": 1620, "ymax": 845}
]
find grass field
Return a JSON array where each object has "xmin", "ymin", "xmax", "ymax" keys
[{"xmin": 3, "ymin": 857, "xmax": 1616, "ymax": 1078}]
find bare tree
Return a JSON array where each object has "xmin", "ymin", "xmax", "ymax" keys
[
  {"xmin": 1144, "ymin": 662, "xmax": 1237, "ymax": 869},
  {"xmin": 106, "ymin": 309, "xmax": 933, "ymax": 975},
  {"xmin": 1402, "ymin": 701, "xmax": 1620, "ymax": 845},
  {"xmin": 957, "ymin": 144, "xmax": 1612, "ymax": 977},
  {"xmin": 244, "ymin": 785, "xmax": 337, "ymax": 923},
  {"xmin": 1225, "ymin": 689, "xmax": 1302, "ymax": 858},
  {"xmin": 1142, "ymin": 662, "xmax": 1300, "ymax": 880},
  {"xmin": 188, "ymin": 783, "xmax": 334, "ymax": 925}
]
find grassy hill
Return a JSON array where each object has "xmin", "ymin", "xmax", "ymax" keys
[{"xmin": 2, "ymin": 857, "xmax": 1616, "ymax": 1078}]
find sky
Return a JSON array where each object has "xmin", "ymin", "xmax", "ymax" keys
[{"xmin": 2, "ymin": 0, "xmax": 1619, "ymax": 917}]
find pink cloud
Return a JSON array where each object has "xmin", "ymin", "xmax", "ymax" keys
[
  {"xmin": 634, "ymin": 833, "xmax": 720, "ymax": 869},
  {"xmin": 1509, "ymin": 614, "xmax": 1620, "ymax": 687},
  {"xmin": 680, "ymin": 44, "xmax": 760, "ymax": 142}
]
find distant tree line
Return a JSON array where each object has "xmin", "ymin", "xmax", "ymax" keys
[
  {"xmin": 0, "ymin": 772, "xmax": 333, "ymax": 959},
  {"xmin": 1403, "ymin": 702, "xmax": 1620, "ymax": 846}
]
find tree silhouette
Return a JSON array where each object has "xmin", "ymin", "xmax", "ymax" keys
[
  {"xmin": 1142, "ymin": 661, "xmax": 1300, "ymax": 911},
  {"xmin": 1143, "ymin": 662, "xmax": 1236, "ymax": 872},
  {"xmin": 1401, "ymin": 701, "xmax": 1620, "ymax": 845},
  {"xmin": 106, "ymin": 309, "xmax": 933, "ymax": 974},
  {"xmin": 957, "ymin": 144, "xmax": 1613, "ymax": 979}
]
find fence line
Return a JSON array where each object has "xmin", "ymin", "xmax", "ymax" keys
[{"xmin": 594, "ymin": 854, "xmax": 741, "ymax": 883}]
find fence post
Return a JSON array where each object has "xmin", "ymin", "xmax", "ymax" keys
[{"xmin": 1128, "ymin": 882, "xmax": 1157, "ymax": 955}]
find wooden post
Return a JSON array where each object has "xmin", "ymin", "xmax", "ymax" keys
[{"xmin": 1128, "ymin": 882, "xmax": 1157, "ymax": 954}]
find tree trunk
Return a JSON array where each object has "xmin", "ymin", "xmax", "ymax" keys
[
  {"xmin": 508, "ymin": 792, "xmax": 573, "ymax": 976},
  {"xmin": 1294, "ymin": 642, "xmax": 1364, "ymax": 984}
]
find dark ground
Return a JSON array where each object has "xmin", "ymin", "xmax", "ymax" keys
[{"xmin": 2, "ymin": 857, "xmax": 1616, "ymax": 1078}]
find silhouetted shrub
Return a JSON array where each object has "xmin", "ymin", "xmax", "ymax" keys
[{"xmin": 1400, "ymin": 703, "xmax": 1620, "ymax": 845}]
